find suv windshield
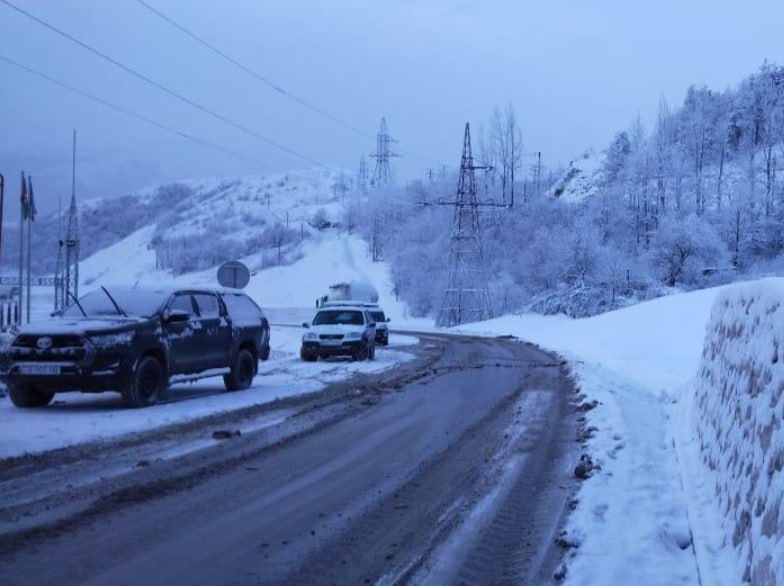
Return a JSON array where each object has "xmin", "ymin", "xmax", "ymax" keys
[
  {"xmin": 62, "ymin": 289, "xmax": 170, "ymax": 318},
  {"xmin": 312, "ymin": 310, "xmax": 364, "ymax": 326}
]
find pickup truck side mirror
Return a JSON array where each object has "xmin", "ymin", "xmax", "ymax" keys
[
  {"xmin": 166, "ymin": 310, "xmax": 191, "ymax": 324},
  {"xmin": 302, "ymin": 322, "xmax": 310, "ymax": 329},
  {"xmin": 368, "ymin": 321, "xmax": 376, "ymax": 328},
  {"xmin": 386, "ymin": 317, "xmax": 391, "ymax": 322}
]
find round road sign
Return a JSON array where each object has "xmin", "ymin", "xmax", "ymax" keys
[{"xmin": 217, "ymin": 260, "xmax": 250, "ymax": 289}]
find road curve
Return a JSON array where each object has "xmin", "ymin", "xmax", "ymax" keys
[{"xmin": 0, "ymin": 333, "xmax": 578, "ymax": 585}]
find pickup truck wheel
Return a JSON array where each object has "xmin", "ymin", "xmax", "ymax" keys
[
  {"xmin": 8, "ymin": 383, "xmax": 54, "ymax": 408},
  {"xmin": 123, "ymin": 356, "xmax": 164, "ymax": 408},
  {"xmin": 260, "ymin": 343, "xmax": 271, "ymax": 361},
  {"xmin": 224, "ymin": 349, "xmax": 255, "ymax": 391}
]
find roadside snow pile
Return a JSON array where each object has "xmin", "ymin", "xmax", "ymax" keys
[{"xmin": 685, "ymin": 279, "xmax": 784, "ymax": 585}]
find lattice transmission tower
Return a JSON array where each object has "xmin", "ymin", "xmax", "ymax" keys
[
  {"xmin": 436, "ymin": 123, "xmax": 505, "ymax": 327},
  {"xmin": 370, "ymin": 117, "xmax": 399, "ymax": 187},
  {"xmin": 357, "ymin": 154, "xmax": 369, "ymax": 196}
]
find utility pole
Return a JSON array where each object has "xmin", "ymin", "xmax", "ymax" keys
[
  {"xmin": 427, "ymin": 123, "xmax": 506, "ymax": 327},
  {"xmin": 370, "ymin": 117, "xmax": 400, "ymax": 187},
  {"xmin": 63, "ymin": 130, "xmax": 80, "ymax": 307},
  {"xmin": 536, "ymin": 151, "xmax": 542, "ymax": 197}
]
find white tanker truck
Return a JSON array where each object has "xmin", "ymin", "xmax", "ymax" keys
[{"xmin": 316, "ymin": 280, "xmax": 379, "ymax": 306}]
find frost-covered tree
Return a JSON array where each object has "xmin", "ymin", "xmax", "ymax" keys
[{"xmin": 649, "ymin": 214, "xmax": 727, "ymax": 286}]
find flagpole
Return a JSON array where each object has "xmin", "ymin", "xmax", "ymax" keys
[
  {"xmin": 18, "ymin": 171, "xmax": 25, "ymax": 325},
  {"xmin": 26, "ymin": 176, "xmax": 32, "ymax": 324},
  {"xmin": 0, "ymin": 173, "xmax": 5, "ymax": 272}
]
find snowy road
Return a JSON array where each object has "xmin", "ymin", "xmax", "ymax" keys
[{"xmin": 0, "ymin": 334, "xmax": 578, "ymax": 585}]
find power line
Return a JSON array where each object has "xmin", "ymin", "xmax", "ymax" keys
[
  {"xmin": 0, "ymin": 54, "xmax": 273, "ymax": 168},
  {"xmin": 133, "ymin": 0, "xmax": 442, "ymax": 167},
  {"xmin": 135, "ymin": 0, "xmax": 375, "ymax": 142},
  {"xmin": 0, "ymin": 0, "xmax": 322, "ymax": 167}
]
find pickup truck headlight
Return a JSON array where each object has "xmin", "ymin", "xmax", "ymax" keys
[
  {"xmin": 88, "ymin": 332, "xmax": 135, "ymax": 347},
  {"xmin": 303, "ymin": 332, "xmax": 318, "ymax": 341},
  {"xmin": 345, "ymin": 332, "xmax": 361, "ymax": 340}
]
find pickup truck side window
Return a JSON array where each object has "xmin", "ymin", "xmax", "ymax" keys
[
  {"xmin": 223, "ymin": 293, "xmax": 264, "ymax": 325},
  {"xmin": 193, "ymin": 293, "xmax": 220, "ymax": 318},
  {"xmin": 169, "ymin": 294, "xmax": 195, "ymax": 315}
]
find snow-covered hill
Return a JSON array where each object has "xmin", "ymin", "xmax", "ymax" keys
[
  {"xmin": 73, "ymin": 168, "xmax": 415, "ymax": 323},
  {"xmin": 548, "ymin": 151, "xmax": 605, "ymax": 203},
  {"xmin": 3, "ymin": 167, "xmax": 351, "ymax": 277}
]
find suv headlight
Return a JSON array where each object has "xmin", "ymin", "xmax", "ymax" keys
[
  {"xmin": 303, "ymin": 332, "xmax": 318, "ymax": 341},
  {"xmin": 345, "ymin": 332, "xmax": 361, "ymax": 340},
  {"xmin": 88, "ymin": 332, "xmax": 135, "ymax": 347}
]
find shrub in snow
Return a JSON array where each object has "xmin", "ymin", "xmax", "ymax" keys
[
  {"xmin": 649, "ymin": 214, "xmax": 728, "ymax": 287},
  {"xmin": 692, "ymin": 279, "xmax": 784, "ymax": 585}
]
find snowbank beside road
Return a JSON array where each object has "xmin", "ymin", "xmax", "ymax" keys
[
  {"xmin": 682, "ymin": 279, "xmax": 784, "ymax": 585},
  {"xmin": 455, "ymin": 285, "xmax": 735, "ymax": 585}
]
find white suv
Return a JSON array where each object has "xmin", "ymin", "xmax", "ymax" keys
[
  {"xmin": 301, "ymin": 305, "xmax": 377, "ymax": 362},
  {"xmin": 366, "ymin": 306, "xmax": 390, "ymax": 346}
]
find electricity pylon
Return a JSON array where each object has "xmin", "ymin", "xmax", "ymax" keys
[
  {"xmin": 370, "ymin": 117, "xmax": 399, "ymax": 187},
  {"xmin": 435, "ymin": 123, "xmax": 506, "ymax": 327}
]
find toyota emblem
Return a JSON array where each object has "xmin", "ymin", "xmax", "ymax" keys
[{"xmin": 36, "ymin": 337, "xmax": 53, "ymax": 350}]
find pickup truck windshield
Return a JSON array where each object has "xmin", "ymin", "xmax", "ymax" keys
[
  {"xmin": 312, "ymin": 310, "xmax": 364, "ymax": 326},
  {"xmin": 62, "ymin": 289, "xmax": 170, "ymax": 318}
]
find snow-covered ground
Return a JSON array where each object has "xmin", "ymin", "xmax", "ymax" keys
[
  {"xmin": 456, "ymin": 283, "xmax": 757, "ymax": 585},
  {"xmin": 0, "ymin": 325, "xmax": 418, "ymax": 460},
  {"xmin": 5, "ymin": 164, "xmax": 778, "ymax": 582},
  {"xmin": 1, "ymin": 219, "xmax": 423, "ymax": 459}
]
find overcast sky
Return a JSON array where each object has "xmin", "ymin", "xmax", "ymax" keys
[{"xmin": 1, "ymin": 0, "xmax": 782, "ymax": 212}]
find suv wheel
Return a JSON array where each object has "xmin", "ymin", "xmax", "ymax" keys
[
  {"xmin": 8, "ymin": 384, "xmax": 54, "ymax": 408},
  {"xmin": 224, "ymin": 349, "xmax": 255, "ymax": 391},
  {"xmin": 300, "ymin": 347, "xmax": 318, "ymax": 362},
  {"xmin": 123, "ymin": 356, "xmax": 165, "ymax": 408},
  {"xmin": 352, "ymin": 343, "xmax": 370, "ymax": 362}
]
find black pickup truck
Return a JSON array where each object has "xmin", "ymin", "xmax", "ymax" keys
[{"xmin": 1, "ymin": 286, "xmax": 271, "ymax": 408}]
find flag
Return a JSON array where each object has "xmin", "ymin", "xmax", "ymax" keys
[
  {"xmin": 27, "ymin": 175, "xmax": 36, "ymax": 222},
  {"xmin": 20, "ymin": 171, "xmax": 30, "ymax": 220}
]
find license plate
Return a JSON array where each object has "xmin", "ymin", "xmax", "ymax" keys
[
  {"xmin": 321, "ymin": 339, "xmax": 342, "ymax": 346},
  {"xmin": 19, "ymin": 364, "xmax": 61, "ymax": 375}
]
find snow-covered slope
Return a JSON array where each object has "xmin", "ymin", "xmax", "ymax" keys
[
  {"xmin": 144, "ymin": 168, "xmax": 346, "ymax": 242},
  {"xmin": 6, "ymin": 167, "xmax": 351, "ymax": 278},
  {"xmin": 74, "ymin": 174, "xmax": 412, "ymax": 323},
  {"xmin": 549, "ymin": 151, "xmax": 605, "ymax": 204}
]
